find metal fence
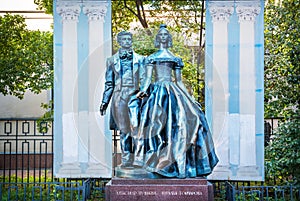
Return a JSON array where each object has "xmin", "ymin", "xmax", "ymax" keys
[
  {"xmin": 1, "ymin": 117, "xmax": 298, "ymax": 201},
  {"xmin": 225, "ymin": 182, "xmax": 300, "ymax": 201},
  {"xmin": 0, "ymin": 118, "xmax": 53, "ymax": 183}
]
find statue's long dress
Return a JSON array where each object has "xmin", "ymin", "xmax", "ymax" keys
[{"xmin": 133, "ymin": 51, "xmax": 219, "ymax": 178}]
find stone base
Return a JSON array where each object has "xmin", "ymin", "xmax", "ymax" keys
[
  {"xmin": 56, "ymin": 162, "xmax": 81, "ymax": 178},
  {"xmin": 208, "ymin": 165, "xmax": 262, "ymax": 181},
  {"xmin": 105, "ymin": 178, "xmax": 214, "ymax": 201},
  {"xmin": 237, "ymin": 166, "xmax": 260, "ymax": 177},
  {"xmin": 85, "ymin": 163, "xmax": 111, "ymax": 177}
]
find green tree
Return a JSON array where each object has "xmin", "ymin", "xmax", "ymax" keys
[
  {"xmin": 264, "ymin": 0, "xmax": 300, "ymax": 118},
  {"xmin": 265, "ymin": 118, "xmax": 300, "ymax": 185},
  {"xmin": 34, "ymin": 0, "xmax": 52, "ymax": 14},
  {"xmin": 0, "ymin": 14, "xmax": 53, "ymax": 99},
  {"xmin": 264, "ymin": 0, "xmax": 300, "ymax": 185}
]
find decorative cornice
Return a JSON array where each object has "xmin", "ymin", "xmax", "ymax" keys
[
  {"xmin": 56, "ymin": 2, "xmax": 81, "ymax": 22},
  {"xmin": 236, "ymin": 3, "xmax": 261, "ymax": 22},
  {"xmin": 83, "ymin": 2, "xmax": 108, "ymax": 22},
  {"xmin": 209, "ymin": 3, "xmax": 234, "ymax": 23}
]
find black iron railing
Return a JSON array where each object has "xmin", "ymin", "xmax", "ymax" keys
[
  {"xmin": 1, "ymin": 117, "xmax": 297, "ymax": 201},
  {"xmin": 224, "ymin": 181, "xmax": 300, "ymax": 201},
  {"xmin": 0, "ymin": 118, "xmax": 53, "ymax": 183}
]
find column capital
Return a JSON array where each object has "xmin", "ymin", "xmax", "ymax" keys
[
  {"xmin": 236, "ymin": 3, "xmax": 261, "ymax": 22},
  {"xmin": 83, "ymin": 2, "xmax": 108, "ymax": 22},
  {"xmin": 56, "ymin": 2, "xmax": 81, "ymax": 22},
  {"xmin": 208, "ymin": 3, "xmax": 234, "ymax": 23}
]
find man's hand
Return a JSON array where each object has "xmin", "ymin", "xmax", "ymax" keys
[
  {"xmin": 100, "ymin": 103, "xmax": 108, "ymax": 116},
  {"xmin": 136, "ymin": 91, "xmax": 148, "ymax": 99}
]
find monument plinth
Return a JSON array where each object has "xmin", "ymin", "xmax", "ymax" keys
[{"xmin": 105, "ymin": 178, "xmax": 214, "ymax": 201}]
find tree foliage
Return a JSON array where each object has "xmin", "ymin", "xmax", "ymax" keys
[
  {"xmin": 0, "ymin": 14, "xmax": 53, "ymax": 99},
  {"xmin": 112, "ymin": 0, "xmax": 137, "ymax": 38},
  {"xmin": 264, "ymin": 0, "xmax": 300, "ymax": 185},
  {"xmin": 148, "ymin": 0, "xmax": 204, "ymax": 37},
  {"xmin": 34, "ymin": 0, "xmax": 52, "ymax": 14},
  {"xmin": 264, "ymin": 0, "xmax": 300, "ymax": 118},
  {"xmin": 265, "ymin": 118, "xmax": 300, "ymax": 185}
]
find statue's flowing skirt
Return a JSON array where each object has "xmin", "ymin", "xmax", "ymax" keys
[{"xmin": 132, "ymin": 81, "xmax": 219, "ymax": 178}]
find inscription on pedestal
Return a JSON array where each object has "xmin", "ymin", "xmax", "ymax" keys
[
  {"xmin": 115, "ymin": 190, "xmax": 204, "ymax": 196},
  {"xmin": 105, "ymin": 178, "xmax": 213, "ymax": 201}
]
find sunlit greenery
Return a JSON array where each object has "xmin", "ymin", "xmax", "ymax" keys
[
  {"xmin": 265, "ymin": 118, "xmax": 300, "ymax": 185},
  {"xmin": 264, "ymin": 0, "xmax": 300, "ymax": 186},
  {"xmin": 0, "ymin": 14, "xmax": 53, "ymax": 99},
  {"xmin": 264, "ymin": 0, "xmax": 300, "ymax": 118}
]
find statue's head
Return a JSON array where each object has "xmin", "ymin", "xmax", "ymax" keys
[
  {"xmin": 155, "ymin": 24, "xmax": 173, "ymax": 48},
  {"xmin": 117, "ymin": 31, "xmax": 133, "ymax": 48}
]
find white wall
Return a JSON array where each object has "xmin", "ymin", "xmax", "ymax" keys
[{"xmin": 0, "ymin": 90, "xmax": 50, "ymax": 118}]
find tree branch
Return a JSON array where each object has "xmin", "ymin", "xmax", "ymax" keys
[
  {"xmin": 124, "ymin": 0, "xmax": 139, "ymax": 18},
  {"xmin": 124, "ymin": 0, "xmax": 149, "ymax": 29}
]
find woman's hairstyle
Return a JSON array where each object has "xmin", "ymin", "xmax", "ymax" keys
[
  {"xmin": 117, "ymin": 31, "xmax": 132, "ymax": 44},
  {"xmin": 154, "ymin": 24, "xmax": 173, "ymax": 48}
]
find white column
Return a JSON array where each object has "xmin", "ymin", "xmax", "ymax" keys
[
  {"xmin": 83, "ymin": 2, "xmax": 110, "ymax": 176},
  {"xmin": 237, "ymin": 3, "xmax": 260, "ymax": 167},
  {"xmin": 209, "ymin": 3, "xmax": 233, "ymax": 168},
  {"xmin": 56, "ymin": 2, "xmax": 81, "ymax": 176}
]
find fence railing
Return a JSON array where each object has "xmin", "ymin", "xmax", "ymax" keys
[
  {"xmin": 225, "ymin": 181, "xmax": 300, "ymax": 201},
  {"xmin": 0, "ymin": 118, "xmax": 53, "ymax": 183},
  {"xmin": 0, "ymin": 117, "xmax": 295, "ymax": 201}
]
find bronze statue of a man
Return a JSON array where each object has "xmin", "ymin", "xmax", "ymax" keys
[{"xmin": 100, "ymin": 31, "xmax": 145, "ymax": 168}]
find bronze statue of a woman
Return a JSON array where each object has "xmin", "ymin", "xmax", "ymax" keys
[{"xmin": 133, "ymin": 24, "xmax": 219, "ymax": 178}]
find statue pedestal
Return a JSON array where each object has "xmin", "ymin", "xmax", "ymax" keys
[{"xmin": 105, "ymin": 178, "xmax": 214, "ymax": 201}]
